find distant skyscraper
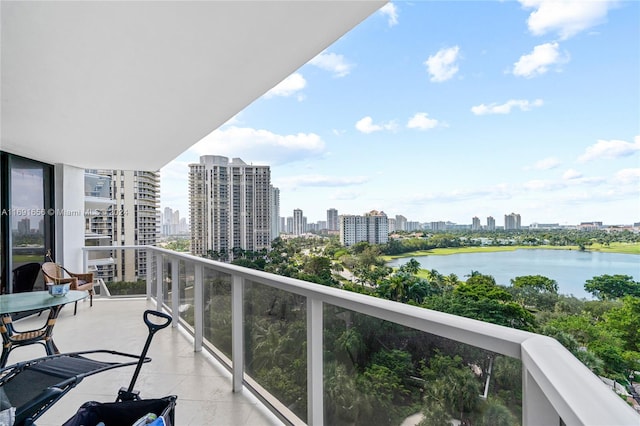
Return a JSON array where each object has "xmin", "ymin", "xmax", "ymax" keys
[
  {"xmin": 395, "ymin": 215, "xmax": 407, "ymax": 232},
  {"xmin": 293, "ymin": 209, "xmax": 304, "ymax": 235},
  {"xmin": 487, "ymin": 216, "xmax": 496, "ymax": 230},
  {"xmin": 339, "ymin": 210, "xmax": 388, "ymax": 246},
  {"xmin": 504, "ymin": 212, "xmax": 521, "ymax": 230},
  {"xmin": 327, "ymin": 208, "xmax": 339, "ymax": 231},
  {"xmin": 189, "ymin": 155, "xmax": 271, "ymax": 258},
  {"xmin": 472, "ymin": 216, "xmax": 481, "ymax": 231}
]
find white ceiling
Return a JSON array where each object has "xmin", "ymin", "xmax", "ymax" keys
[{"xmin": 1, "ymin": 1, "xmax": 384, "ymax": 171}]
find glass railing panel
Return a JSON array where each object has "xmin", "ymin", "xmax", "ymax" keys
[
  {"xmin": 178, "ymin": 261, "xmax": 195, "ymax": 327},
  {"xmin": 244, "ymin": 280, "xmax": 308, "ymax": 422},
  {"xmin": 202, "ymin": 267, "xmax": 232, "ymax": 359},
  {"xmin": 84, "ymin": 173, "xmax": 111, "ymax": 198},
  {"xmin": 162, "ymin": 255, "xmax": 172, "ymax": 307},
  {"xmin": 100, "ymin": 248, "xmax": 148, "ymax": 296},
  {"xmin": 323, "ymin": 305, "xmax": 522, "ymax": 426}
]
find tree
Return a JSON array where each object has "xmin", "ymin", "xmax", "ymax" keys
[
  {"xmin": 511, "ymin": 275, "xmax": 558, "ymax": 293},
  {"xmin": 478, "ymin": 399, "xmax": 518, "ymax": 426},
  {"xmin": 584, "ymin": 274, "xmax": 640, "ymax": 300},
  {"xmin": 399, "ymin": 258, "xmax": 421, "ymax": 275}
]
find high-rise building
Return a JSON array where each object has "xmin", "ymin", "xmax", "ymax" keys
[
  {"xmin": 270, "ymin": 186, "xmax": 280, "ymax": 241},
  {"xmin": 339, "ymin": 210, "xmax": 389, "ymax": 246},
  {"xmin": 395, "ymin": 215, "xmax": 407, "ymax": 232},
  {"xmin": 327, "ymin": 208, "xmax": 339, "ymax": 231},
  {"xmin": 387, "ymin": 218, "xmax": 396, "ymax": 233},
  {"xmin": 293, "ymin": 209, "xmax": 305, "ymax": 235},
  {"xmin": 86, "ymin": 170, "xmax": 160, "ymax": 282},
  {"xmin": 504, "ymin": 212, "xmax": 521, "ymax": 230},
  {"xmin": 487, "ymin": 216, "xmax": 496, "ymax": 231},
  {"xmin": 189, "ymin": 155, "xmax": 271, "ymax": 258},
  {"xmin": 161, "ymin": 207, "xmax": 186, "ymax": 236},
  {"xmin": 472, "ymin": 216, "xmax": 481, "ymax": 231}
]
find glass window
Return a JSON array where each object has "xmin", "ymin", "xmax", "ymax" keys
[{"xmin": 0, "ymin": 153, "xmax": 54, "ymax": 293}]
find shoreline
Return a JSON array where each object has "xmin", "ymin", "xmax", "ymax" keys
[{"xmin": 382, "ymin": 243, "xmax": 640, "ymax": 260}]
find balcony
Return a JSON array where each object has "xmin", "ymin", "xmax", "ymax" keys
[
  {"xmin": 10, "ymin": 298, "xmax": 282, "ymax": 426},
  {"xmin": 72, "ymin": 245, "xmax": 638, "ymax": 426}
]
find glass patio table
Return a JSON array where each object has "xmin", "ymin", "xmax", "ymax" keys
[{"xmin": 0, "ymin": 290, "xmax": 88, "ymax": 367}]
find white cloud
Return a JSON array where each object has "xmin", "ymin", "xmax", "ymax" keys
[
  {"xmin": 562, "ymin": 168, "xmax": 583, "ymax": 180},
  {"xmin": 513, "ymin": 42, "xmax": 568, "ymax": 78},
  {"xmin": 330, "ymin": 190, "xmax": 360, "ymax": 201},
  {"xmin": 407, "ymin": 112, "xmax": 439, "ymax": 130},
  {"xmin": 276, "ymin": 174, "xmax": 370, "ymax": 188},
  {"xmin": 523, "ymin": 179, "xmax": 566, "ymax": 191},
  {"xmin": 264, "ymin": 72, "xmax": 306, "ymax": 98},
  {"xmin": 525, "ymin": 156, "xmax": 561, "ymax": 170},
  {"xmin": 189, "ymin": 126, "xmax": 325, "ymax": 165},
  {"xmin": 613, "ymin": 168, "xmax": 640, "ymax": 185},
  {"xmin": 425, "ymin": 46, "xmax": 460, "ymax": 82},
  {"xmin": 355, "ymin": 116, "xmax": 397, "ymax": 134},
  {"xmin": 577, "ymin": 136, "xmax": 640, "ymax": 162},
  {"xmin": 309, "ymin": 52, "xmax": 353, "ymax": 77},
  {"xmin": 471, "ymin": 99, "xmax": 543, "ymax": 115},
  {"xmin": 379, "ymin": 2, "xmax": 398, "ymax": 27},
  {"xmin": 519, "ymin": 0, "xmax": 615, "ymax": 40}
]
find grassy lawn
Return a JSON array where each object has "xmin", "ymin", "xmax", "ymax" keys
[
  {"xmin": 383, "ymin": 243, "xmax": 640, "ymax": 260},
  {"xmin": 586, "ymin": 242, "xmax": 640, "ymax": 255}
]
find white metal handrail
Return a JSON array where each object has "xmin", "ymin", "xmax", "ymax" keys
[{"xmin": 83, "ymin": 245, "xmax": 640, "ymax": 426}]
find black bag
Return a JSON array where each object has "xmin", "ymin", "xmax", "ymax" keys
[{"xmin": 62, "ymin": 395, "xmax": 176, "ymax": 426}]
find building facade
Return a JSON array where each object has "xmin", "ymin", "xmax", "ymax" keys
[
  {"xmin": 472, "ymin": 216, "xmax": 481, "ymax": 231},
  {"xmin": 270, "ymin": 186, "xmax": 280, "ymax": 241},
  {"xmin": 339, "ymin": 210, "xmax": 389, "ymax": 246},
  {"xmin": 327, "ymin": 208, "xmax": 339, "ymax": 231},
  {"xmin": 85, "ymin": 169, "xmax": 160, "ymax": 282},
  {"xmin": 189, "ymin": 155, "xmax": 271, "ymax": 258},
  {"xmin": 487, "ymin": 216, "xmax": 496, "ymax": 230},
  {"xmin": 293, "ymin": 209, "xmax": 305, "ymax": 235}
]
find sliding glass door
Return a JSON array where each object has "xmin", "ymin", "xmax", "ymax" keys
[{"xmin": 0, "ymin": 153, "xmax": 55, "ymax": 293}]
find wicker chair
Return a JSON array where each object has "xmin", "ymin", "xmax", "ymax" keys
[{"xmin": 41, "ymin": 262, "xmax": 94, "ymax": 315}]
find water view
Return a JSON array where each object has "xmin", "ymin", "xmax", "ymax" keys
[{"xmin": 387, "ymin": 249, "xmax": 640, "ymax": 299}]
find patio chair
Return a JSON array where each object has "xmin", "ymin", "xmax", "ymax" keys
[
  {"xmin": 41, "ymin": 263, "xmax": 94, "ymax": 315},
  {"xmin": 0, "ymin": 311, "xmax": 58, "ymax": 368}
]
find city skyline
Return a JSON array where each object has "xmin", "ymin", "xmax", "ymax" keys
[{"xmin": 160, "ymin": 1, "xmax": 640, "ymax": 226}]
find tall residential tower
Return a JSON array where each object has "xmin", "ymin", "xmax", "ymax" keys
[{"xmin": 189, "ymin": 156, "xmax": 271, "ymax": 258}]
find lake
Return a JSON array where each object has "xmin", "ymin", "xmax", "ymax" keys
[{"xmin": 386, "ymin": 249, "xmax": 640, "ymax": 299}]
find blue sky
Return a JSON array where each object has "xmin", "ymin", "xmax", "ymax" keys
[{"xmin": 161, "ymin": 0, "xmax": 640, "ymax": 227}]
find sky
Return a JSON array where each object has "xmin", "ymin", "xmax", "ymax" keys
[{"xmin": 160, "ymin": 0, "xmax": 640, "ymax": 227}]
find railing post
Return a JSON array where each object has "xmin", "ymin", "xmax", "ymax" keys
[
  {"xmin": 82, "ymin": 249, "xmax": 88, "ymax": 275},
  {"xmin": 171, "ymin": 258, "xmax": 179, "ymax": 328},
  {"xmin": 155, "ymin": 252, "xmax": 163, "ymax": 311},
  {"xmin": 307, "ymin": 298, "xmax": 323, "ymax": 426},
  {"xmin": 232, "ymin": 275, "xmax": 244, "ymax": 392},
  {"xmin": 522, "ymin": 366, "xmax": 560, "ymax": 426},
  {"xmin": 193, "ymin": 263, "xmax": 203, "ymax": 352},
  {"xmin": 145, "ymin": 248, "xmax": 152, "ymax": 299}
]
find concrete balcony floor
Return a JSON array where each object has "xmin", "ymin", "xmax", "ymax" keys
[{"xmin": 8, "ymin": 297, "xmax": 283, "ymax": 426}]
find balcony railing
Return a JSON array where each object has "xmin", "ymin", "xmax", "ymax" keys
[{"xmin": 83, "ymin": 245, "xmax": 639, "ymax": 426}]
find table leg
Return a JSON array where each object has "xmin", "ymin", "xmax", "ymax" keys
[{"xmin": 43, "ymin": 305, "xmax": 63, "ymax": 355}]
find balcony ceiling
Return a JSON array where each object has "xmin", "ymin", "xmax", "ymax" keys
[{"xmin": 1, "ymin": 1, "xmax": 384, "ymax": 171}]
